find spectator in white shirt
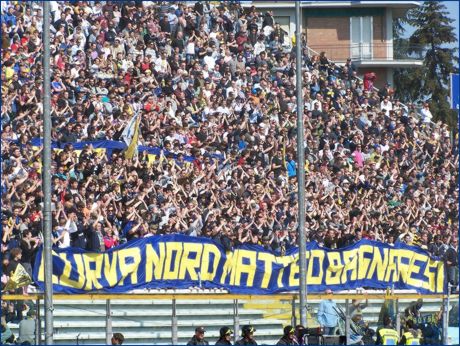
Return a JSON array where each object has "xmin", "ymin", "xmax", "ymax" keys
[
  {"xmin": 420, "ymin": 102, "xmax": 433, "ymax": 124},
  {"xmin": 380, "ymin": 96, "xmax": 392, "ymax": 116}
]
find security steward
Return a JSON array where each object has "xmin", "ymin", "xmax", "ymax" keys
[
  {"xmin": 235, "ymin": 325, "xmax": 257, "ymax": 345},
  {"xmin": 375, "ymin": 317, "xmax": 399, "ymax": 345},
  {"xmin": 187, "ymin": 326, "xmax": 210, "ymax": 345},
  {"xmin": 276, "ymin": 325, "xmax": 299, "ymax": 345},
  {"xmin": 216, "ymin": 326, "xmax": 233, "ymax": 345},
  {"xmin": 399, "ymin": 320, "xmax": 421, "ymax": 345}
]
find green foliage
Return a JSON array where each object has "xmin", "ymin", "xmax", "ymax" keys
[{"xmin": 393, "ymin": 1, "xmax": 458, "ymax": 127}]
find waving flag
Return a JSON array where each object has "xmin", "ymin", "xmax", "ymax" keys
[{"xmin": 122, "ymin": 113, "xmax": 141, "ymax": 160}]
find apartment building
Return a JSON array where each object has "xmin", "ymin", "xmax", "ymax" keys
[{"xmin": 243, "ymin": 1, "xmax": 423, "ymax": 88}]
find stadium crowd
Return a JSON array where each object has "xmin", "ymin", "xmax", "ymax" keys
[{"xmin": 1, "ymin": 0, "xmax": 458, "ymax": 296}]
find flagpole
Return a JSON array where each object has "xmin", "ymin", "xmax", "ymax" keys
[
  {"xmin": 295, "ymin": 1, "xmax": 308, "ymax": 328},
  {"xmin": 42, "ymin": 1, "xmax": 54, "ymax": 344}
]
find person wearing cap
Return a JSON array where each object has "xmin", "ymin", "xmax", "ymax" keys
[
  {"xmin": 215, "ymin": 326, "xmax": 233, "ymax": 345},
  {"xmin": 18, "ymin": 308, "xmax": 36, "ymax": 344},
  {"xmin": 235, "ymin": 325, "xmax": 257, "ymax": 345},
  {"xmin": 276, "ymin": 325, "xmax": 298, "ymax": 345},
  {"xmin": 188, "ymin": 326, "xmax": 209, "ymax": 345}
]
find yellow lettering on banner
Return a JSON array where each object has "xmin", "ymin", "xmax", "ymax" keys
[
  {"xmin": 276, "ymin": 255, "xmax": 295, "ymax": 288},
  {"xmin": 58, "ymin": 253, "xmax": 86, "ymax": 289},
  {"xmin": 306, "ymin": 250, "xmax": 324, "ymax": 285},
  {"xmin": 258, "ymin": 252, "xmax": 275, "ymax": 289},
  {"xmin": 397, "ymin": 249, "xmax": 413, "ymax": 283},
  {"xmin": 163, "ymin": 242, "xmax": 183, "ymax": 280},
  {"xmin": 201, "ymin": 244, "xmax": 221, "ymax": 281},
  {"xmin": 118, "ymin": 247, "xmax": 141, "ymax": 285},
  {"xmin": 145, "ymin": 243, "xmax": 165, "ymax": 282},
  {"xmin": 234, "ymin": 249, "xmax": 257, "ymax": 286},
  {"xmin": 178, "ymin": 243, "xmax": 203, "ymax": 280},
  {"xmin": 83, "ymin": 254, "xmax": 104, "ymax": 290},
  {"xmin": 406, "ymin": 252, "xmax": 429, "ymax": 289},
  {"xmin": 341, "ymin": 249, "xmax": 358, "ymax": 283},
  {"xmin": 326, "ymin": 252, "xmax": 343, "ymax": 285},
  {"xmin": 436, "ymin": 261, "xmax": 445, "ymax": 293},
  {"xmin": 422, "ymin": 259, "xmax": 437, "ymax": 292},
  {"xmin": 38, "ymin": 253, "xmax": 45, "ymax": 282},
  {"xmin": 357, "ymin": 245, "xmax": 373, "ymax": 280},
  {"xmin": 367, "ymin": 247, "xmax": 389, "ymax": 281},
  {"xmin": 38, "ymin": 251, "xmax": 59, "ymax": 284},
  {"xmin": 384, "ymin": 249, "xmax": 399, "ymax": 282},
  {"xmin": 257, "ymin": 252, "xmax": 276, "ymax": 288},
  {"xmin": 289, "ymin": 253, "xmax": 300, "ymax": 287},
  {"xmin": 220, "ymin": 251, "xmax": 235, "ymax": 285},
  {"xmin": 103, "ymin": 253, "xmax": 119, "ymax": 286}
]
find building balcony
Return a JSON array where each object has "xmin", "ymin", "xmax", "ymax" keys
[{"xmin": 306, "ymin": 42, "xmax": 424, "ymax": 67}]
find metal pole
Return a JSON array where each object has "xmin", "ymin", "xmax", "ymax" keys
[
  {"xmin": 42, "ymin": 1, "xmax": 54, "ymax": 344},
  {"xmin": 442, "ymin": 285, "xmax": 451, "ymax": 344},
  {"xmin": 396, "ymin": 298, "xmax": 400, "ymax": 337},
  {"xmin": 291, "ymin": 296, "xmax": 297, "ymax": 327},
  {"xmin": 36, "ymin": 298, "xmax": 41, "ymax": 345},
  {"xmin": 295, "ymin": 1, "xmax": 307, "ymax": 328},
  {"xmin": 233, "ymin": 299, "xmax": 240, "ymax": 338},
  {"xmin": 106, "ymin": 299, "xmax": 112, "ymax": 345},
  {"xmin": 345, "ymin": 299, "xmax": 350, "ymax": 345},
  {"xmin": 172, "ymin": 299, "xmax": 178, "ymax": 345}
]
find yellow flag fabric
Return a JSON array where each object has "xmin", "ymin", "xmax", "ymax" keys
[
  {"xmin": 4, "ymin": 263, "xmax": 32, "ymax": 291},
  {"xmin": 124, "ymin": 115, "xmax": 141, "ymax": 160}
]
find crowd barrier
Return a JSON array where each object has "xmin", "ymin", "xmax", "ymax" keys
[{"xmin": 2, "ymin": 290, "xmax": 457, "ymax": 345}]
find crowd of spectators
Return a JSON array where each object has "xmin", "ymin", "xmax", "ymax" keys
[{"xmin": 1, "ymin": 0, "xmax": 458, "ymax": 294}]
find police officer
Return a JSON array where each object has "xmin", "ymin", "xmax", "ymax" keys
[
  {"xmin": 375, "ymin": 317, "xmax": 399, "ymax": 345},
  {"xmin": 399, "ymin": 320, "xmax": 421, "ymax": 345},
  {"xmin": 216, "ymin": 326, "xmax": 233, "ymax": 345},
  {"xmin": 276, "ymin": 325, "xmax": 299, "ymax": 345},
  {"xmin": 187, "ymin": 326, "xmax": 210, "ymax": 345},
  {"xmin": 235, "ymin": 325, "xmax": 257, "ymax": 345}
]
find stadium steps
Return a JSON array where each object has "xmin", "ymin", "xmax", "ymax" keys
[
  {"xmin": 6, "ymin": 298, "xmax": 444, "ymax": 344},
  {"xmin": 7, "ymin": 299, "xmax": 286, "ymax": 345}
]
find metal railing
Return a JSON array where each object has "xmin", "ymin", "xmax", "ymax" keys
[
  {"xmin": 304, "ymin": 44, "xmax": 416, "ymax": 117},
  {"xmin": 306, "ymin": 42, "xmax": 427, "ymax": 62},
  {"xmin": 2, "ymin": 290, "xmax": 457, "ymax": 345}
]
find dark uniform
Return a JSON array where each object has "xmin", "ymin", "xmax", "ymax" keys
[
  {"xmin": 215, "ymin": 327, "xmax": 233, "ymax": 345},
  {"xmin": 188, "ymin": 327, "xmax": 209, "ymax": 345},
  {"xmin": 235, "ymin": 326, "xmax": 257, "ymax": 345},
  {"xmin": 276, "ymin": 326, "xmax": 299, "ymax": 345},
  {"xmin": 188, "ymin": 335, "xmax": 209, "ymax": 345}
]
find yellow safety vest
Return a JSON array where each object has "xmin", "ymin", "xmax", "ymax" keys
[
  {"xmin": 379, "ymin": 328, "xmax": 399, "ymax": 345},
  {"xmin": 403, "ymin": 332, "xmax": 420, "ymax": 345}
]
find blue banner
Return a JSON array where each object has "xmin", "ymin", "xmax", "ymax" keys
[
  {"xmin": 33, "ymin": 235, "xmax": 446, "ymax": 294},
  {"xmin": 28, "ymin": 138, "xmax": 224, "ymax": 162},
  {"xmin": 451, "ymin": 73, "xmax": 459, "ymax": 110}
]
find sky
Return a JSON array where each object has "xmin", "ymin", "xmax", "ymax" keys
[{"xmin": 444, "ymin": 0, "xmax": 460, "ymax": 46}]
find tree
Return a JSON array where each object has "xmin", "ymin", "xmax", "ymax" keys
[{"xmin": 394, "ymin": 1, "xmax": 458, "ymax": 128}]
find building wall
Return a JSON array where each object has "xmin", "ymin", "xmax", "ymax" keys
[
  {"xmin": 305, "ymin": 14, "xmax": 389, "ymax": 61},
  {"xmin": 305, "ymin": 17, "xmax": 351, "ymax": 61},
  {"xmin": 372, "ymin": 15, "xmax": 387, "ymax": 60}
]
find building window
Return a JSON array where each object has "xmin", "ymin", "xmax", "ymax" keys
[{"xmin": 350, "ymin": 16, "xmax": 373, "ymax": 59}]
